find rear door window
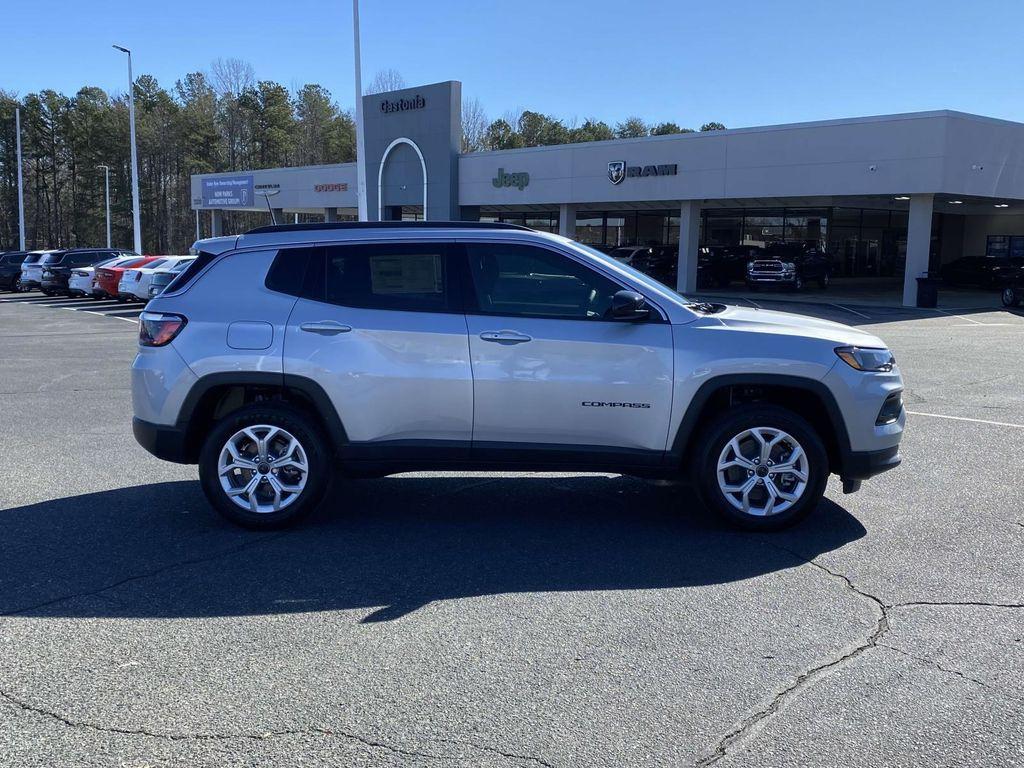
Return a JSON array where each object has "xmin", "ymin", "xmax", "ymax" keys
[{"xmin": 313, "ymin": 243, "xmax": 458, "ymax": 313}]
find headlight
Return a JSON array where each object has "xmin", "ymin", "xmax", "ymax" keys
[
  {"xmin": 835, "ymin": 346, "xmax": 895, "ymax": 372},
  {"xmin": 746, "ymin": 261, "xmax": 755, "ymax": 270},
  {"xmin": 782, "ymin": 262, "xmax": 796, "ymax": 270}
]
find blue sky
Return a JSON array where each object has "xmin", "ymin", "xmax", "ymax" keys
[{"xmin": 5, "ymin": 0, "xmax": 1024, "ymax": 129}]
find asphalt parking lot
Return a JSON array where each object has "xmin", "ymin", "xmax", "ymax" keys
[{"xmin": 0, "ymin": 292, "xmax": 1022, "ymax": 768}]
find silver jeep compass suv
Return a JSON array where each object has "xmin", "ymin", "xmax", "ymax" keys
[{"xmin": 132, "ymin": 222, "xmax": 904, "ymax": 530}]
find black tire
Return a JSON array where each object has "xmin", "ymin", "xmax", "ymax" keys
[
  {"xmin": 793, "ymin": 275, "xmax": 804, "ymax": 291},
  {"xmin": 692, "ymin": 404, "xmax": 829, "ymax": 531},
  {"xmin": 1002, "ymin": 287, "xmax": 1021, "ymax": 308},
  {"xmin": 819, "ymin": 273, "xmax": 830, "ymax": 290},
  {"xmin": 198, "ymin": 403, "xmax": 331, "ymax": 529}
]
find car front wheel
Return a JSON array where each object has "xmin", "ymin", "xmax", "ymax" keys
[
  {"xmin": 694, "ymin": 405, "xmax": 829, "ymax": 530},
  {"xmin": 1002, "ymin": 287, "xmax": 1021, "ymax": 307},
  {"xmin": 199, "ymin": 404, "xmax": 330, "ymax": 529}
]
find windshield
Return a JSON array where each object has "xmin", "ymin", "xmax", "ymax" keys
[
  {"xmin": 144, "ymin": 259, "xmax": 168, "ymax": 270},
  {"xmin": 171, "ymin": 259, "xmax": 194, "ymax": 272}
]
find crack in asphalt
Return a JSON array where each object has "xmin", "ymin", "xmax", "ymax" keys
[
  {"xmin": 696, "ymin": 544, "xmax": 1024, "ymax": 766},
  {"xmin": 876, "ymin": 644, "xmax": 1024, "ymax": 703},
  {"xmin": 0, "ymin": 531, "xmax": 291, "ymax": 618},
  {"xmin": 0, "ymin": 691, "xmax": 552, "ymax": 766},
  {"xmin": 695, "ymin": 542, "xmax": 890, "ymax": 766},
  {"xmin": 892, "ymin": 600, "xmax": 1024, "ymax": 609}
]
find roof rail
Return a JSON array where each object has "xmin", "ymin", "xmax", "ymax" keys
[{"xmin": 244, "ymin": 221, "xmax": 533, "ymax": 235}]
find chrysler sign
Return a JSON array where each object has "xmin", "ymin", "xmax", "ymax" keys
[{"xmin": 608, "ymin": 161, "xmax": 678, "ymax": 185}]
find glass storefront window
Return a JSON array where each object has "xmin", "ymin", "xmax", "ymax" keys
[{"xmin": 575, "ymin": 213, "xmax": 604, "ymax": 245}]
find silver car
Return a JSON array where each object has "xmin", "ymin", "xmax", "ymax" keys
[{"xmin": 132, "ymin": 222, "xmax": 904, "ymax": 530}]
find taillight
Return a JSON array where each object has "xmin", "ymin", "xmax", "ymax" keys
[{"xmin": 139, "ymin": 311, "xmax": 187, "ymax": 347}]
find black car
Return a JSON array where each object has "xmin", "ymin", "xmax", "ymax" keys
[
  {"xmin": 699, "ymin": 245, "xmax": 763, "ymax": 288},
  {"xmin": 40, "ymin": 248, "xmax": 130, "ymax": 295},
  {"xmin": 0, "ymin": 251, "xmax": 29, "ymax": 291},
  {"xmin": 630, "ymin": 245, "xmax": 680, "ymax": 287},
  {"xmin": 746, "ymin": 242, "xmax": 831, "ymax": 291},
  {"xmin": 940, "ymin": 255, "xmax": 1024, "ymax": 288}
]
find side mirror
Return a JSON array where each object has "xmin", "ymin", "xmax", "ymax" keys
[{"xmin": 610, "ymin": 290, "xmax": 649, "ymax": 321}]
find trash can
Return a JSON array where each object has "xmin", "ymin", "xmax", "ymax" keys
[{"xmin": 915, "ymin": 275, "xmax": 939, "ymax": 308}]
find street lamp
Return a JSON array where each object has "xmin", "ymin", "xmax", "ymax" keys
[
  {"xmin": 353, "ymin": 0, "xmax": 367, "ymax": 221},
  {"xmin": 113, "ymin": 44, "xmax": 142, "ymax": 254},
  {"xmin": 15, "ymin": 107, "xmax": 26, "ymax": 251},
  {"xmin": 96, "ymin": 165, "xmax": 111, "ymax": 247}
]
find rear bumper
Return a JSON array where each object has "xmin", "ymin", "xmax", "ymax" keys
[
  {"xmin": 133, "ymin": 417, "xmax": 191, "ymax": 463},
  {"xmin": 841, "ymin": 444, "xmax": 901, "ymax": 481}
]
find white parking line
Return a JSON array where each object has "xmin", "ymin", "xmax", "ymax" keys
[
  {"xmin": 828, "ymin": 303, "xmax": 871, "ymax": 319},
  {"xmin": 931, "ymin": 309, "xmax": 986, "ymax": 325},
  {"xmin": 907, "ymin": 411, "xmax": 1024, "ymax": 429}
]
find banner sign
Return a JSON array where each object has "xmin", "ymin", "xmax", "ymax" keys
[{"xmin": 201, "ymin": 175, "xmax": 254, "ymax": 207}]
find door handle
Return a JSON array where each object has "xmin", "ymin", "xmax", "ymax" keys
[
  {"xmin": 299, "ymin": 321, "xmax": 352, "ymax": 335},
  {"xmin": 479, "ymin": 330, "xmax": 532, "ymax": 344}
]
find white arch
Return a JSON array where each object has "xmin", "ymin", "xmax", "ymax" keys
[{"xmin": 377, "ymin": 137, "xmax": 428, "ymax": 221}]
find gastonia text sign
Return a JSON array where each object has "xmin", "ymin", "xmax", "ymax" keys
[
  {"xmin": 379, "ymin": 94, "xmax": 426, "ymax": 114},
  {"xmin": 201, "ymin": 175, "xmax": 254, "ymax": 206},
  {"xmin": 607, "ymin": 161, "xmax": 678, "ymax": 185},
  {"xmin": 492, "ymin": 168, "xmax": 530, "ymax": 190}
]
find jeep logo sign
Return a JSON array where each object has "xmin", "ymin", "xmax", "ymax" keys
[
  {"xmin": 379, "ymin": 94, "xmax": 426, "ymax": 114},
  {"xmin": 608, "ymin": 161, "xmax": 678, "ymax": 184},
  {"xmin": 492, "ymin": 168, "xmax": 530, "ymax": 190}
]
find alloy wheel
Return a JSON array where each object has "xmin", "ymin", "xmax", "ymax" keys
[
  {"xmin": 218, "ymin": 424, "xmax": 309, "ymax": 514},
  {"xmin": 716, "ymin": 426, "xmax": 809, "ymax": 517}
]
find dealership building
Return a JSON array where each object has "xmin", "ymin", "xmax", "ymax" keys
[{"xmin": 191, "ymin": 80, "xmax": 1024, "ymax": 306}]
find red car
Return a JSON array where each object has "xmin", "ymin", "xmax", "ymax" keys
[{"xmin": 94, "ymin": 257, "xmax": 161, "ymax": 299}]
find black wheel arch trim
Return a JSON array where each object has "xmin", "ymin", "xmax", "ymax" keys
[
  {"xmin": 667, "ymin": 373, "xmax": 854, "ymax": 474},
  {"xmin": 174, "ymin": 371, "xmax": 349, "ymax": 460}
]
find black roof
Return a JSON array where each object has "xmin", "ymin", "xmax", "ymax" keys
[{"xmin": 245, "ymin": 221, "xmax": 532, "ymax": 235}]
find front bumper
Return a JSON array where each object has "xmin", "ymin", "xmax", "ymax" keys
[
  {"xmin": 747, "ymin": 271, "xmax": 797, "ymax": 284},
  {"xmin": 133, "ymin": 417, "xmax": 190, "ymax": 463},
  {"xmin": 842, "ymin": 444, "xmax": 901, "ymax": 480}
]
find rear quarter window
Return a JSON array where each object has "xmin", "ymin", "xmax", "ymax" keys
[{"xmin": 162, "ymin": 250, "xmax": 219, "ymax": 294}]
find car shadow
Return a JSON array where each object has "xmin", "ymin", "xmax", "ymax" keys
[{"xmin": 0, "ymin": 476, "xmax": 865, "ymax": 622}]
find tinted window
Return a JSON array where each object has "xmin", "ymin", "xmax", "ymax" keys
[
  {"xmin": 5, "ymin": 253, "xmax": 27, "ymax": 265},
  {"xmin": 465, "ymin": 242, "xmax": 622, "ymax": 320},
  {"xmin": 163, "ymin": 250, "xmax": 218, "ymax": 294},
  {"xmin": 23, "ymin": 254, "xmax": 42, "ymax": 265},
  {"xmin": 266, "ymin": 248, "xmax": 313, "ymax": 297},
  {"xmin": 319, "ymin": 243, "xmax": 452, "ymax": 313}
]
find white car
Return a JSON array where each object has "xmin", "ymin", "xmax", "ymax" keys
[
  {"xmin": 125, "ymin": 256, "xmax": 193, "ymax": 301},
  {"xmin": 19, "ymin": 250, "xmax": 56, "ymax": 291},
  {"xmin": 118, "ymin": 257, "xmax": 189, "ymax": 302}
]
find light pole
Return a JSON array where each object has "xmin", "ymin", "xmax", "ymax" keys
[
  {"xmin": 15, "ymin": 107, "xmax": 26, "ymax": 250},
  {"xmin": 96, "ymin": 165, "xmax": 111, "ymax": 247},
  {"xmin": 353, "ymin": 0, "xmax": 367, "ymax": 221},
  {"xmin": 113, "ymin": 44, "xmax": 142, "ymax": 254}
]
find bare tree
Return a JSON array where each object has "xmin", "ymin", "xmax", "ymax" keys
[
  {"xmin": 461, "ymin": 96, "xmax": 488, "ymax": 153},
  {"xmin": 364, "ymin": 69, "xmax": 405, "ymax": 95},
  {"xmin": 208, "ymin": 58, "xmax": 255, "ymax": 97}
]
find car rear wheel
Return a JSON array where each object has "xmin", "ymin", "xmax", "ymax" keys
[
  {"xmin": 1002, "ymin": 287, "xmax": 1021, "ymax": 308},
  {"xmin": 199, "ymin": 404, "xmax": 331, "ymax": 529},
  {"xmin": 693, "ymin": 404, "xmax": 828, "ymax": 530}
]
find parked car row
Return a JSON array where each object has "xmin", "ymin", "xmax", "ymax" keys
[{"xmin": 0, "ymin": 248, "xmax": 194, "ymax": 302}]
